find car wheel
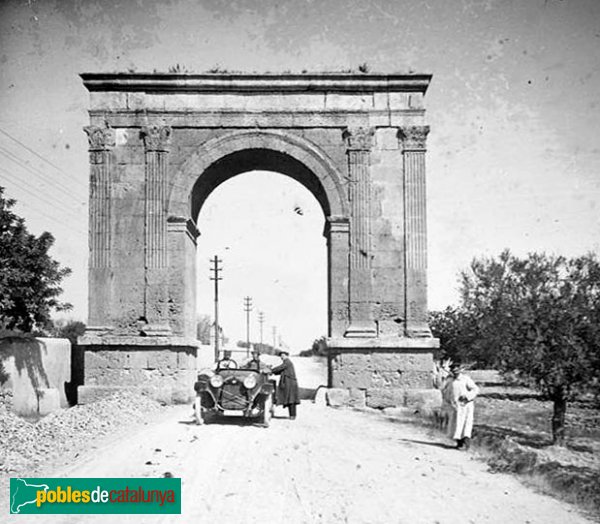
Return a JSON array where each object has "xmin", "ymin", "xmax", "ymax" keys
[{"xmin": 262, "ymin": 395, "xmax": 272, "ymax": 427}]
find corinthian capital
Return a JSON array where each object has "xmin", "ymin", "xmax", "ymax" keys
[
  {"xmin": 343, "ymin": 127, "xmax": 375, "ymax": 151},
  {"xmin": 140, "ymin": 125, "xmax": 172, "ymax": 152},
  {"xmin": 398, "ymin": 126, "xmax": 430, "ymax": 151},
  {"xmin": 84, "ymin": 124, "xmax": 115, "ymax": 151}
]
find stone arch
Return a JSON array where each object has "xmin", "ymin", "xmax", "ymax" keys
[
  {"xmin": 80, "ymin": 72, "xmax": 438, "ymax": 409},
  {"xmin": 169, "ymin": 129, "xmax": 349, "ymax": 221}
]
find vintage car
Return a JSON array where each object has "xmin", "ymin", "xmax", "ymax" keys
[{"xmin": 193, "ymin": 357, "xmax": 276, "ymax": 426}]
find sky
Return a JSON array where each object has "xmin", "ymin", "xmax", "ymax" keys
[{"xmin": 0, "ymin": 0, "xmax": 599, "ymax": 351}]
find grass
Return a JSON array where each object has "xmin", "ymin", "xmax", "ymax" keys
[{"xmin": 468, "ymin": 381, "xmax": 600, "ymax": 521}]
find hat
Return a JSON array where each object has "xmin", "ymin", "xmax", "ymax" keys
[
  {"xmin": 277, "ymin": 349, "xmax": 290, "ymax": 356},
  {"xmin": 449, "ymin": 361, "xmax": 462, "ymax": 371}
]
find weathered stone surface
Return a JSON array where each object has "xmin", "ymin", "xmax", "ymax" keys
[
  {"xmin": 82, "ymin": 73, "xmax": 438, "ymax": 396},
  {"xmin": 347, "ymin": 388, "xmax": 367, "ymax": 408},
  {"xmin": 365, "ymin": 388, "xmax": 405, "ymax": 409},
  {"xmin": 326, "ymin": 388, "xmax": 350, "ymax": 407}
]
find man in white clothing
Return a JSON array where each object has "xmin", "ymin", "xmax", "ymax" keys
[{"xmin": 443, "ymin": 362, "xmax": 479, "ymax": 450}]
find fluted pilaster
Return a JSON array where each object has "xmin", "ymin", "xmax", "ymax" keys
[
  {"xmin": 140, "ymin": 125, "xmax": 172, "ymax": 332},
  {"xmin": 399, "ymin": 125, "xmax": 431, "ymax": 337},
  {"xmin": 84, "ymin": 124, "xmax": 115, "ymax": 269},
  {"xmin": 141, "ymin": 125, "xmax": 171, "ymax": 270},
  {"xmin": 343, "ymin": 127, "xmax": 376, "ymax": 337}
]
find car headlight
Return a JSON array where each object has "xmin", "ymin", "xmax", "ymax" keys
[
  {"xmin": 210, "ymin": 375, "xmax": 224, "ymax": 388},
  {"xmin": 243, "ymin": 375, "xmax": 257, "ymax": 389}
]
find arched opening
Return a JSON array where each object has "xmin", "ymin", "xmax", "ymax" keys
[
  {"xmin": 191, "ymin": 148, "xmax": 332, "ymax": 221},
  {"xmin": 194, "ymin": 170, "xmax": 327, "ymax": 356},
  {"xmin": 189, "ymin": 145, "xmax": 340, "ymax": 355}
]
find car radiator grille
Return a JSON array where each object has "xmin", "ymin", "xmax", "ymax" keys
[{"xmin": 220, "ymin": 383, "xmax": 247, "ymax": 410}]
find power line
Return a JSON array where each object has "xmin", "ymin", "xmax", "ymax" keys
[
  {"xmin": 0, "ymin": 182, "xmax": 86, "ymax": 234},
  {"xmin": 0, "ymin": 168, "xmax": 85, "ymax": 224},
  {"xmin": 0, "ymin": 146, "xmax": 87, "ymax": 206},
  {"xmin": 0, "ymin": 169, "xmax": 85, "ymax": 223},
  {"xmin": 0, "ymin": 127, "xmax": 88, "ymax": 190}
]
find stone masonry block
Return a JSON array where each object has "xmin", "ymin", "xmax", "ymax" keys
[
  {"xmin": 366, "ymin": 388, "xmax": 405, "ymax": 409},
  {"xmin": 326, "ymin": 388, "xmax": 350, "ymax": 407},
  {"xmin": 124, "ymin": 351, "xmax": 148, "ymax": 369},
  {"xmin": 147, "ymin": 350, "xmax": 178, "ymax": 370},
  {"xmin": 371, "ymin": 370, "xmax": 404, "ymax": 388},
  {"xmin": 338, "ymin": 352, "xmax": 374, "ymax": 373},
  {"xmin": 85, "ymin": 351, "xmax": 111, "ymax": 370},
  {"xmin": 97, "ymin": 350, "xmax": 126, "ymax": 368},
  {"xmin": 402, "ymin": 371, "xmax": 433, "ymax": 389},
  {"xmin": 177, "ymin": 350, "xmax": 197, "ymax": 370},
  {"xmin": 348, "ymin": 388, "xmax": 366, "ymax": 408},
  {"xmin": 372, "ymin": 352, "xmax": 431, "ymax": 373},
  {"xmin": 334, "ymin": 368, "xmax": 373, "ymax": 389}
]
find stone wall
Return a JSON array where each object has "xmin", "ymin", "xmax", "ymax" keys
[
  {"xmin": 326, "ymin": 337, "xmax": 439, "ymax": 409},
  {"xmin": 0, "ymin": 337, "xmax": 71, "ymax": 416},
  {"xmin": 77, "ymin": 336, "xmax": 198, "ymax": 405}
]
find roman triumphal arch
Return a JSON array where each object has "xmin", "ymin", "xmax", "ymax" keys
[{"xmin": 78, "ymin": 73, "xmax": 439, "ymax": 407}]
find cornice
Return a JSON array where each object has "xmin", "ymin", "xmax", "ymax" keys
[{"xmin": 81, "ymin": 72, "xmax": 432, "ymax": 94}]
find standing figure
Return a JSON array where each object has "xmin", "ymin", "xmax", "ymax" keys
[
  {"xmin": 271, "ymin": 350, "xmax": 299, "ymax": 419},
  {"xmin": 444, "ymin": 362, "xmax": 479, "ymax": 449}
]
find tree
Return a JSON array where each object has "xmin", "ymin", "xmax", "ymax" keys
[
  {"xmin": 299, "ymin": 336, "xmax": 328, "ymax": 357},
  {"xmin": 458, "ymin": 250, "xmax": 600, "ymax": 445},
  {"xmin": 0, "ymin": 187, "xmax": 72, "ymax": 332},
  {"xmin": 429, "ymin": 307, "xmax": 485, "ymax": 365},
  {"xmin": 51, "ymin": 319, "xmax": 86, "ymax": 345}
]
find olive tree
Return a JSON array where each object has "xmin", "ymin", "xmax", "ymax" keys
[{"xmin": 459, "ymin": 250, "xmax": 600, "ymax": 445}]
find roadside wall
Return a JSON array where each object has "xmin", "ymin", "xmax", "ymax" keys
[{"xmin": 0, "ymin": 337, "xmax": 71, "ymax": 416}]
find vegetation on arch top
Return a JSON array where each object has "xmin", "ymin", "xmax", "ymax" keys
[{"xmin": 81, "ymin": 67, "xmax": 432, "ymax": 94}]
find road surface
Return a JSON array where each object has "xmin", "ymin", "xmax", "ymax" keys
[{"xmin": 8, "ymin": 358, "xmax": 593, "ymax": 524}]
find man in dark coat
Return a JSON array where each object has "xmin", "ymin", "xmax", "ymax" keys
[{"xmin": 270, "ymin": 350, "xmax": 299, "ymax": 419}]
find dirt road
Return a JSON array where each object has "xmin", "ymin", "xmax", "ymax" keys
[{"xmin": 8, "ymin": 359, "xmax": 594, "ymax": 524}]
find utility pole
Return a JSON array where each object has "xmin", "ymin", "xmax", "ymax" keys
[
  {"xmin": 272, "ymin": 325, "xmax": 277, "ymax": 351},
  {"xmin": 258, "ymin": 311, "xmax": 265, "ymax": 348},
  {"xmin": 209, "ymin": 256, "xmax": 223, "ymax": 363},
  {"xmin": 244, "ymin": 296, "xmax": 253, "ymax": 358}
]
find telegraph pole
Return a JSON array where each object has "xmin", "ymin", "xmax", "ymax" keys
[
  {"xmin": 209, "ymin": 256, "xmax": 223, "ymax": 363},
  {"xmin": 244, "ymin": 296, "xmax": 253, "ymax": 358},
  {"xmin": 272, "ymin": 325, "xmax": 277, "ymax": 351},
  {"xmin": 258, "ymin": 311, "xmax": 265, "ymax": 348}
]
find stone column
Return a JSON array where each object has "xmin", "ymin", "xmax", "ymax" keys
[
  {"xmin": 399, "ymin": 126, "xmax": 431, "ymax": 337},
  {"xmin": 324, "ymin": 216, "xmax": 350, "ymax": 337},
  {"xmin": 343, "ymin": 127, "xmax": 376, "ymax": 337},
  {"xmin": 140, "ymin": 125, "xmax": 172, "ymax": 335},
  {"xmin": 84, "ymin": 123, "xmax": 115, "ymax": 331}
]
